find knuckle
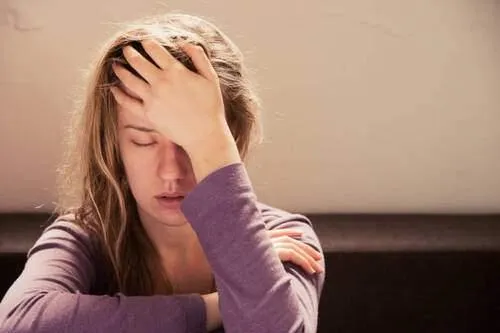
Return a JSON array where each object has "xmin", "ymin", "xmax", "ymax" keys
[
  {"xmin": 126, "ymin": 53, "xmax": 141, "ymax": 64},
  {"xmin": 150, "ymin": 76, "xmax": 166, "ymax": 89},
  {"xmin": 156, "ymin": 74, "xmax": 168, "ymax": 85},
  {"xmin": 282, "ymin": 249, "xmax": 292, "ymax": 258},
  {"xmin": 290, "ymin": 243, "xmax": 300, "ymax": 252},
  {"xmin": 172, "ymin": 62, "xmax": 186, "ymax": 73},
  {"xmin": 141, "ymin": 89, "xmax": 151, "ymax": 100}
]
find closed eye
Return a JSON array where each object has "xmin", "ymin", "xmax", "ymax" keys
[{"xmin": 132, "ymin": 141, "xmax": 157, "ymax": 147}]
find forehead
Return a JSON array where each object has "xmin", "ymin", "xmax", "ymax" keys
[
  {"xmin": 115, "ymin": 84, "xmax": 152, "ymax": 128},
  {"xmin": 117, "ymin": 108, "xmax": 153, "ymax": 130}
]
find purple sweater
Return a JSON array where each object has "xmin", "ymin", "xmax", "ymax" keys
[{"xmin": 0, "ymin": 163, "xmax": 325, "ymax": 332}]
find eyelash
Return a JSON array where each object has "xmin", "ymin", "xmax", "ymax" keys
[{"xmin": 132, "ymin": 141, "xmax": 157, "ymax": 147}]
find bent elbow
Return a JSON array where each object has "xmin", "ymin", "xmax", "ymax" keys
[{"xmin": 0, "ymin": 292, "xmax": 50, "ymax": 333}]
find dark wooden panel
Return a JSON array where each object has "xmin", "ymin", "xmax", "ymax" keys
[
  {"xmin": 0, "ymin": 213, "xmax": 54, "ymax": 253},
  {"xmin": 318, "ymin": 251, "xmax": 500, "ymax": 333},
  {"xmin": 308, "ymin": 213, "xmax": 500, "ymax": 252},
  {"xmin": 0, "ymin": 253, "xmax": 26, "ymax": 298},
  {"xmin": 1, "ymin": 213, "xmax": 500, "ymax": 253},
  {"xmin": 1, "ymin": 213, "xmax": 500, "ymax": 332}
]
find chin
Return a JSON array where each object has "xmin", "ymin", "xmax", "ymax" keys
[
  {"xmin": 159, "ymin": 217, "xmax": 189, "ymax": 227},
  {"xmin": 154, "ymin": 210, "xmax": 188, "ymax": 227},
  {"xmin": 137, "ymin": 203, "xmax": 187, "ymax": 227}
]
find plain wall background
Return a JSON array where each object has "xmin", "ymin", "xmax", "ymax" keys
[{"xmin": 1, "ymin": 0, "xmax": 499, "ymax": 214}]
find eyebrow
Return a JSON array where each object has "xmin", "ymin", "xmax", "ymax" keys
[{"xmin": 123, "ymin": 124, "xmax": 157, "ymax": 133}]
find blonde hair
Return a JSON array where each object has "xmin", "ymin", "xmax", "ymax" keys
[{"xmin": 55, "ymin": 12, "xmax": 262, "ymax": 295}]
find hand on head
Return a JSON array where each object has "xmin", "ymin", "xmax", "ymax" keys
[{"xmin": 110, "ymin": 39, "xmax": 231, "ymax": 153}]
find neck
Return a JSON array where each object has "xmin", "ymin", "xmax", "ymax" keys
[
  {"xmin": 137, "ymin": 208, "xmax": 215, "ymax": 295},
  {"xmin": 138, "ymin": 210, "xmax": 198, "ymax": 260}
]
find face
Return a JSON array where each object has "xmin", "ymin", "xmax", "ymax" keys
[{"xmin": 115, "ymin": 88, "xmax": 197, "ymax": 227}]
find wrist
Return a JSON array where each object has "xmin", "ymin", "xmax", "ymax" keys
[
  {"xmin": 184, "ymin": 125, "xmax": 241, "ymax": 182},
  {"xmin": 201, "ymin": 292, "xmax": 221, "ymax": 331}
]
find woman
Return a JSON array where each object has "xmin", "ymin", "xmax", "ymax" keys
[{"xmin": 0, "ymin": 12, "xmax": 325, "ymax": 333}]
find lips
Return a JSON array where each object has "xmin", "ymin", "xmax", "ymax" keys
[
  {"xmin": 159, "ymin": 195, "xmax": 184, "ymax": 199},
  {"xmin": 156, "ymin": 193, "xmax": 185, "ymax": 210},
  {"xmin": 156, "ymin": 192, "xmax": 185, "ymax": 199}
]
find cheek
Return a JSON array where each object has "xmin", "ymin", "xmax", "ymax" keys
[{"xmin": 119, "ymin": 144, "xmax": 155, "ymax": 189}]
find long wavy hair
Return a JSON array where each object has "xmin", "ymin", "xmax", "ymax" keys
[{"xmin": 55, "ymin": 12, "xmax": 262, "ymax": 296}]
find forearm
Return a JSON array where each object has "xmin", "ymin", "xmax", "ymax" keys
[
  {"xmin": 0, "ymin": 291, "xmax": 207, "ymax": 333},
  {"xmin": 0, "ymin": 221, "xmax": 208, "ymax": 333},
  {"xmin": 182, "ymin": 165, "xmax": 313, "ymax": 333},
  {"xmin": 184, "ymin": 125, "xmax": 241, "ymax": 183}
]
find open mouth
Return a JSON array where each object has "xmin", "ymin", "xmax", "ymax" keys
[
  {"xmin": 159, "ymin": 196, "xmax": 184, "ymax": 201},
  {"xmin": 156, "ymin": 195, "xmax": 184, "ymax": 209}
]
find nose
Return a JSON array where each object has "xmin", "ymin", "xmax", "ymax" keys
[{"xmin": 157, "ymin": 142, "xmax": 189, "ymax": 182}]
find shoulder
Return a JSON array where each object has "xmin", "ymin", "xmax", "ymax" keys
[
  {"xmin": 28, "ymin": 213, "xmax": 101, "ymax": 265},
  {"xmin": 27, "ymin": 213, "xmax": 112, "ymax": 293}
]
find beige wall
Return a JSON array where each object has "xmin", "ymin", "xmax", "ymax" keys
[{"xmin": 0, "ymin": 0, "xmax": 499, "ymax": 214}]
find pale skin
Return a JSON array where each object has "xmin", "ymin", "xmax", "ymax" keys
[{"xmin": 111, "ymin": 39, "xmax": 323, "ymax": 331}]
